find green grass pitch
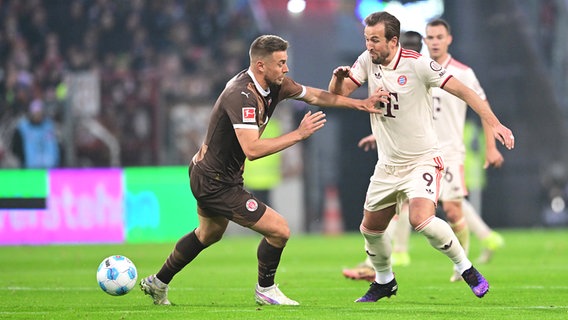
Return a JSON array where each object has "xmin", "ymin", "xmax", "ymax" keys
[{"xmin": 1, "ymin": 229, "xmax": 567, "ymax": 319}]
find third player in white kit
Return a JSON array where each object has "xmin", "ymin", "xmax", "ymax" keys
[{"xmin": 428, "ymin": 18, "xmax": 506, "ymax": 280}]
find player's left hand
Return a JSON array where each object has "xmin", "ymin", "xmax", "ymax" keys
[
  {"xmin": 494, "ymin": 124, "xmax": 515, "ymax": 150},
  {"xmin": 296, "ymin": 111, "xmax": 326, "ymax": 140},
  {"xmin": 360, "ymin": 90, "xmax": 388, "ymax": 114},
  {"xmin": 333, "ymin": 66, "xmax": 352, "ymax": 79},
  {"xmin": 365, "ymin": 88, "xmax": 390, "ymax": 112}
]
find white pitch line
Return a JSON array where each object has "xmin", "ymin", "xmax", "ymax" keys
[
  {"xmin": 493, "ymin": 306, "xmax": 568, "ymax": 310},
  {"xmin": 3, "ymin": 286, "xmax": 97, "ymax": 291}
]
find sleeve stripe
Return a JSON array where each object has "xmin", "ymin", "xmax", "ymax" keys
[
  {"xmin": 233, "ymin": 124, "xmax": 259, "ymax": 130},
  {"xmin": 348, "ymin": 74, "xmax": 362, "ymax": 87},
  {"xmin": 296, "ymin": 85, "xmax": 307, "ymax": 99},
  {"xmin": 440, "ymin": 75, "xmax": 453, "ymax": 89}
]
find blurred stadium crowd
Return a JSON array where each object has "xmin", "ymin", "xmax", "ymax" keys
[{"xmin": 0, "ymin": 0, "xmax": 261, "ymax": 167}]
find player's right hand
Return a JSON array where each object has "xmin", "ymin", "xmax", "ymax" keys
[{"xmin": 333, "ymin": 66, "xmax": 351, "ymax": 79}]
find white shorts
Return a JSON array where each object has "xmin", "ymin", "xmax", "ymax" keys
[
  {"xmin": 439, "ymin": 160, "xmax": 468, "ymax": 202},
  {"xmin": 364, "ymin": 156, "xmax": 444, "ymax": 212}
]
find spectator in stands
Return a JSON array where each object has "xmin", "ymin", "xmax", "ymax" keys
[
  {"xmin": 11, "ymin": 98, "xmax": 60, "ymax": 168},
  {"xmin": 0, "ymin": 0, "xmax": 260, "ymax": 167}
]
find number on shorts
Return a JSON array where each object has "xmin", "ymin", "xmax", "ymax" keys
[
  {"xmin": 422, "ymin": 172, "xmax": 434, "ymax": 186},
  {"xmin": 444, "ymin": 167, "xmax": 453, "ymax": 182}
]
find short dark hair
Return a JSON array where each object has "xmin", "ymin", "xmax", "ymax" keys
[
  {"xmin": 401, "ymin": 31, "xmax": 423, "ymax": 52},
  {"xmin": 364, "ymin": 11, "xmax": 400, "ymax": 42},
  {"xmin": 249, "ymin": 35, "xmax": 289, "ymax": 61},
  {"xmin": 427, "ymin": 18, "xmax": 451, "ymax": 34}
]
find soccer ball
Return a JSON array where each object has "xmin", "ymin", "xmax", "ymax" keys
[{"xmin": 96, "ymin": 255, "xmax": 138, "ymax": 296}]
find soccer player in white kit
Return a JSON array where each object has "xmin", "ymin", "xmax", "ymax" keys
[
  {"xmin": 343, "ymin": 24, "xmax": 507, "ymax": 282},
  {"xmin": 329, "ymin": 11, "xmax": 515, "ymax": 302}
]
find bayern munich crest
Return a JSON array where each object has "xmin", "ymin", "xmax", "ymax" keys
[{"xmin": 246, "ymin": 199, "xmax": 258, "ymax": 211}]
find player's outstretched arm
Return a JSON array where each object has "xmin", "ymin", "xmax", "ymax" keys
[
  {"xmin": 300, "ymin": 86, "xmax": 387, "ymax": 114},
  {"xmin": 443, "ymin": 77, "xmax": 515, "ymax": 150}
]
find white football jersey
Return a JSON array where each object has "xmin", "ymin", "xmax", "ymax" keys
[
  {"xmin": 350, "ymin": 46, "xmax": 452, "ymax": 166},
  {"xmin": 432, "ymin": 55, "xmax": 486, "ymax": 162}
]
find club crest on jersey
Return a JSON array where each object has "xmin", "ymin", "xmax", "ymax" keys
[
  {"xmin": 397, "ymin": 75, "xmax": 407, "ymax": 85},
  {"xmin": 242, "ymin": 107, "xmax": 256, "ymax": 123},
  {"xmin": 246, "ymin": 199, "xmax": 259, "ymax": 212}
]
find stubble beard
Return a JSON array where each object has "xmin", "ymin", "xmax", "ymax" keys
[
  {"xmin": 265, "ymin": 75, "xmax": 283, "ymax": 87},
  {"xmin": 371, "ymin": 51, "xmax": 389, "ymax": 65}
]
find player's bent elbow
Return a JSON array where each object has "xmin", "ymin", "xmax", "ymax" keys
[
  {"xmin": 244, "ymin": 150, "xmax": 262, "ymax": 161},
  {"xmin": 246, "ymin": 155, "xmax": 260, "ymax": 161}
]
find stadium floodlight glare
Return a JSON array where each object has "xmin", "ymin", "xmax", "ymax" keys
[{"xmin": 287, "ymin": 0, "xmax": 306, "ymax": 14}]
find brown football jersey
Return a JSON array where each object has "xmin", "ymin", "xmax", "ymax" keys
[{"xmin": 192, "ymin": 69, "xmax": 304, "ymax": 185}]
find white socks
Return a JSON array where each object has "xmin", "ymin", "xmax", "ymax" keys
[
  {"xmin": 416, "ymin": 216, "xmax": 472, "ymax": 274},
  {"xmin": 360, "ymin": 225, "xmax": 394, "ymax": 284}
]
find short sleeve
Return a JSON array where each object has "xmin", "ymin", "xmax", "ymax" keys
[
  {"xmin": 279, "ymin": 77, "xmax": 305, "ymax": 100},
  {"xmin": 227, "ymin": 85, "xmax": 260, "ymax": 130},
  {"xmin": 414, "ymin": 56, "xmax": 452, "ymax": 89},
  {"xmin": 349, "ymin": 51, "xmax": 370, "ymax": 86},
  {"xmin": 464, "ymin": 68, "xmax": 486, "ymax": 100}
]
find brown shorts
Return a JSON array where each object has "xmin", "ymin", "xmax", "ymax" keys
[{"xmin": 189, "ymin": 164, "xmax": 267, "ymax": 227}]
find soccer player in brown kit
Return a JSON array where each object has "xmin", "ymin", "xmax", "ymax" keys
[
  {"xmin": 329, "ymin": 12, "xmax": 515, "ymax": 302},
  {"xmin": 140, "ymin": 34, "xmax": 389, "ymax": 306}
]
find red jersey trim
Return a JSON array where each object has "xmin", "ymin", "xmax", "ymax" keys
[
  {"xmin": 401, "ymin": 48, "xmax": 421, "ymax": 59},
  {"xmin": 392, "ymin": 49, "xmax": 403, "ymax": 70},
  {"xmin": 442, "ymin": 57, "xmax": 452, "ymax": 69},
  {"xmin": 446, "ymin": 57, "xmax": 470, "ymax": 71},
  {"xmin": 415, "ymin": 215, "xmax": 435, "ymax": 232},
  {"xmin": 440, "ymin": 75, "xmax": 453, "ymax": 89},
  {"xmin": 349, "ymin": 74, "xmax": 362, "ymax": 87}
]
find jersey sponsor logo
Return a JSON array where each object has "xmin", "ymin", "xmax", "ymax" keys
[
  {"xmin": 382, "ymin": 92, "xmax": 399, "ymax": 118},
  {"xmin": 241, "ymin": 91, "xmax": 250, "ymax": 98},
  {"xmin": 374, "ymin": 72, "xmax": 382, "ymax": 80},
  {"xmin": 246, "ymin": 199, "xmax": 259, "ymax": 212},
  {"xmin": 242, "ymin": 107, "xmax": 256, "ymax": 123},
  {"xmin": 397, "ymin": 75, "xmax": 407, "ymax": 85},
  {"xmin": 430, "ymin": 60, "xmax": 443, "ymax": 71}
]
